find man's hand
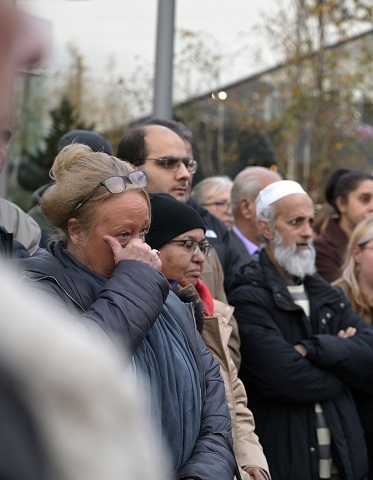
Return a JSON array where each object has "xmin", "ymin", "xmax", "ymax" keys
[
  {"xmin": 294, "ymin": 343, "xmax": 307, "ymax": 357},
  {"xmin": 103, "ymin": 236, "xmax": 162, "ymax": 271},
  {"xmin": 337, "ymin": 326, "xmax": 356, "ymax": 338}
]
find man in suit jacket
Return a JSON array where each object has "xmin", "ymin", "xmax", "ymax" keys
[{"xmin": 230, "ymin": 167, "xmax": 281, "ymax": 264}]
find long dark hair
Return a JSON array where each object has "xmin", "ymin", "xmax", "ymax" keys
[{"xmin": 325, "ymin": 168, "xmax": 373, "ymax": 216}]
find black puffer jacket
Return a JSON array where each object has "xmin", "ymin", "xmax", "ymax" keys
[
  {"xmin": 188, "ymin": 198, "xmax": 243, "ymax": 294},
  {"xmin": 229, "ymin": 250, "xmax": 373, "ymax": 480},
  {"xmin": 16, "ymin": 243, "xmax": 236, "ymax": 480}
]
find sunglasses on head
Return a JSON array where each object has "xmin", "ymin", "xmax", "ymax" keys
[{"xmin": 73, "ymin": 170, "xmax": 147, "ymax": 212}]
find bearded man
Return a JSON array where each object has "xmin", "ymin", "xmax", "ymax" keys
[{"xmin": 229, "ymin": 180, "xmax": 373, "ymax": 480}]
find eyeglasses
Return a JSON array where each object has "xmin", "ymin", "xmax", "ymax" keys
[
  {"xmin": 145, "ymin": 156, "xmax": 198, "ymax": 174},
  {"xmin": 167, "ymin": 239, "xmax": 214, "ymax": 257},
  {"xmin": 202, "ymin": 200, "xmax": 232, "ymax": 211},
  {"xmin": 73, "ymin": 170, "xmax": 147, "ymax": 212}
]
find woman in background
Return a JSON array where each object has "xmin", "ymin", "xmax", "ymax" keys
[
  {"xmin": 334, "ymin": 215, "xmax": 373, "ymax": 479},
  {"xmin": 191, "ymin": 176, "xmax": 234, "ymax": 230},
  {"xmin": 314, "ymin": 168, "xmax": 373, "ymax": 282},
  {"xmin": 146, "ymin": 193, "xmax": 271, "ymax": 480}
]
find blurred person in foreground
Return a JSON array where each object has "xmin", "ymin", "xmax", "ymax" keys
[
  {"xmin": 0, "ymin": 0, "xmax": 45, "ymax": 257},
  {"xmin": 191, "ymin": 175, "xmax": 234, "ymax": 230},
  {"xmin": 334, "ymin": 215, "xmax": 373, "ymax": 479},
  {"xmin": 0, "ymin": 4, "xmax": 170, "ymax": 478},
  {"xmin": 230, "ymin": 166, "xmax": 281, "ymax": 263},
  {"xmin": 15, "ymin": 143, "xmax": 236, "ymax": 480},
  {"xmin": 146, "ymin": 193, "xmax": 271, "ymax": 480},
  {"xmin": 0, "ymin": 261, "xmax": 170, "ymax": 480},
  {"xmin": 314, "ymin": 168, "xmax": 373, "ymax": 282},
  {"xmin": 229, "ymin": 180, "xmax": 373, "ymax": 480}
]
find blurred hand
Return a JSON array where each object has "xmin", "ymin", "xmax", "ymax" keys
[
  {"xmin": 337, "ymin": 326, "xmax": 356, "ymax": 339},
  {"xmin": 246, "ymin": 467, "xmax": 267, "ymax": 480},
  {"xmin": 103, "ymin": 236, "xmax": 162, "ymax": 271}
]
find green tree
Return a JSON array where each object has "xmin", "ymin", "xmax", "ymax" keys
[
  {"xmin": 17, "ymin": 96, "xmax": 94, "ymax": 192},
  {"xmin": 257, "ymin": 0, "xmax": 373, "ymax": 196}
]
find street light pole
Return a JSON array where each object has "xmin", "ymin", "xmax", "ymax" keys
[{"xmin": 153, "ymin": 0, "xmax": 175, "ymax": 120}]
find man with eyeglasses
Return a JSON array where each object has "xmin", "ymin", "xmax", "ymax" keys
[
  {"xmin": 117, "ymin": 121, "xmax": 243, "ymax": 295},
  {"xmin": 117, "ymin": 121, "xmax": 244, "ymax": 369}
]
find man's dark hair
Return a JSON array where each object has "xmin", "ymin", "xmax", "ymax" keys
[
  {"xmin": 325, "ymin": 168, "xmax": 373, "ymax": 215},
  {"xmin": 116, "ymin": 126, "xmax": 148, "ymax": 167}
]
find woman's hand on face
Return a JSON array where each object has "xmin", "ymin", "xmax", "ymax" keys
[{"xmin": 103, "ymin": 236, "xmax": 162, "ymax": 271}]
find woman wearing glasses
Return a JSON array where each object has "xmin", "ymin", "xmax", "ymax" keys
[
  {"xmin": 191, "ymin": 176, "xmax": 234, "ymax": 230},
  {"xmin": 146, "ymin": 193, "xmax": 271, "ymax": 480},
  {"xmin": 334, "ymin": 216, "xmax": 373, "ymax": 479},
  {"xmin": 15, "ymin": 144, "xmax": 237, "ymax": 480}
]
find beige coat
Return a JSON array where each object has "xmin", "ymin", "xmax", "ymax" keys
[
  {"xmin": 201, "ymin": 248, "xmax": 242, "ymax": 371},
  {"xmin": 201, "ymin": 297, "xmax": 271, "ymax": 480}
]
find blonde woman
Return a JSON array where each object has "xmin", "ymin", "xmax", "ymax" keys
[
  {"xmin": 334, "ymin": 216, "xmax": 373, "ymax": 324},
  {"xmin": 334, "ymin": 215, "xmax": 373, "ymax": 479}
]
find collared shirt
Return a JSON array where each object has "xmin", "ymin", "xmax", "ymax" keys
[{"xmin": 232, "ymin": 225, "xmax": 259, "ymax": 256}]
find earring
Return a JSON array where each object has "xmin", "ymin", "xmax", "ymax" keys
[{"xmin": 75, "ymin": 244, "xmax": 81, "ymax": 250}]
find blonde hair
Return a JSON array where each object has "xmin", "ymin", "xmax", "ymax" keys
[
  {"xmin": 334, "ymin": 215, "xmax": 373, "ymax": 324},
  {"xmin": 41, "ymin": 144, "xmax": 149, "ymax": 241}
]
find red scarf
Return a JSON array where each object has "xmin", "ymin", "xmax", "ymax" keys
[{"xmin": 195, "ymin": 278, "xmax": 214, "ymax": 317}]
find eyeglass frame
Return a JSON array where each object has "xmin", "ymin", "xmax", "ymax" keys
[
  {"xmin": 201, "ymin": 200, "xmax": 232, "ymax": 211},
  {"xmin": 144, "ymin": 156, "xmax": 198, "ymax": 175},
  {"xmin": 73, "ymin": 170, "xmax": 147, "ymax": 212},
  {"xmin": 166, "ymin": 239, "xmax": 214, "ymax": 257}
]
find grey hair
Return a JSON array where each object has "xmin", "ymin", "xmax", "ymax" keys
[
  {"xmin": 191, "ymin": 176, "xmax": 233, "ymax": 204},
  {"xmin": 256, "ymin": 204, "xmax": 277, "ymax": 244},
  {"xmin": 231, "ymin": 167, "xmax": 281, "ymax": 213}
]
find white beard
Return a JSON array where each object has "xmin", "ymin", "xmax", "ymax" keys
[{"xmin": 271, "ymin": 230, "xmax": 316, "ymax": 279}]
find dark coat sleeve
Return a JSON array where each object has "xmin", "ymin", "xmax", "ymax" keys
[
  {"xmin": 300, "ymin": 299, "xmax": 373, "ymax": 390},
  {"xmin": 20, "ymin": 259, "xmax": 169, "ymax": 360},
  {"xmin": 230, "ymin": 289, "xmax": 347, "ymax": 404},
  {"xmin": 82, "ymin": 260, "xmax": 169, "ymax": 356},
  {"xmin": 177, "ymin": 331, "xmax": 236, "ymax": 480}
]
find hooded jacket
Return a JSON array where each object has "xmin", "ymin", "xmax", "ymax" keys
[
  {"xmin": 15, "ymin": 242, "xmax": 236, "ymax": 480},
  {"xmin": 229, "ymin": 250, "xmax": 373, "ymax": 480}
]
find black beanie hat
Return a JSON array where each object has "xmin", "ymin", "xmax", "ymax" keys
[
  {"xmin": 146, "ymin": 194, "xmax": 206, "ymax": 250},
  {"xmin": 58, "ymin": 129, "xmax": 113, "ymax": 155}
]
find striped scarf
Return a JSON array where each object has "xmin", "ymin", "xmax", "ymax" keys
[{"xmin": 287, "ymin": 284, "xmax": 335, "ymax": 479}]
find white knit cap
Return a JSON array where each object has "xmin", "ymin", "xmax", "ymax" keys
[{"xmin": 256, "ymin": 180, "xmax": 307, "ymax": 217}]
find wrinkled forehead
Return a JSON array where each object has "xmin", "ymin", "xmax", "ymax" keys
[{"xmin": 275, "ymin": 193, "xmax": 314, "ymax": 217}]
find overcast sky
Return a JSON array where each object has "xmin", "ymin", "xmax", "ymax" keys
[{"xmin": 19, "ymin": 0, "xmax": 281, "ymax": 90}]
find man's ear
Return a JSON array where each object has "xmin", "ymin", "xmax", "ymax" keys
[
  {"xmin": 68, "ymin": 218, "xmax": 84, "ymax": 247},
  {"xmin": 240, "ymin": 197, "xmax": 253, "ymax": 220},
  {"xmin": 257, "ymin": 220, "xmax": 274, "ymax": 240}
]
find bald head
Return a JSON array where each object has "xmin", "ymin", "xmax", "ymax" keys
[
  {"xmin": 231, "ymin": 167, "xmax": 282, "ymax": 245},
  {"xmin": 232, "ymin": 167, "xmax": 282, "ymax": 213}
]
